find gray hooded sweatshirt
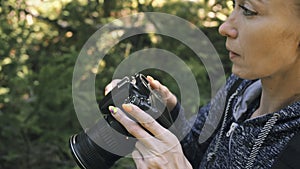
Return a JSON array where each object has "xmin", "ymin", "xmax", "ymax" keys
[{"xmin": 172, "ymin": 74, "xmax": 300, "ymax": 169}]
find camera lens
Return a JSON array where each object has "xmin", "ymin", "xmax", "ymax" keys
[{"xmin": 69, "ymin": 118, "xmax": 135, "ymax": 169}]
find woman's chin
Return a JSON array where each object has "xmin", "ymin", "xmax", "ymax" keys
[{"xmin": 232, "ymin": 68, "xmax": 258, "ymax": 80}]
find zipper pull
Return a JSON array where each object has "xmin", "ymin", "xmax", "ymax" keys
[{"xmin": 226, "ymin": 122, "xmax": 238, "ymax": 137}]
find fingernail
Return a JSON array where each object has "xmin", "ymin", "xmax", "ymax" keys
[
  {"xmin": 122, "ymin": 104, "xmax": 132, "ymax": 112},
  {"xmin": 108, "ymin": 106, "xmax": 117, "ymax": 114},
  {"xmin": 147, "ymin": 76, "xmax": 154, "ymax": 81}
]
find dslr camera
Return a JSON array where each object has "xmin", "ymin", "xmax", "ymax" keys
[{"xmin": 69, "ymin": 73, "xmax": 174, "ymax": 169}]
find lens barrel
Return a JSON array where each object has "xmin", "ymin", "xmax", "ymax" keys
[
  {"xmin": 69, "ymin": 132, "xmax": 120, "ymax": 169},
  {"xmin": 69, "ymin": 117, "xmax": 136, "ymax": 169}
]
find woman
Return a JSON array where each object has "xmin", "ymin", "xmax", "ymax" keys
[{"xmin": 106, "ymin": 0, "xmax": 300, "ymax": 168}]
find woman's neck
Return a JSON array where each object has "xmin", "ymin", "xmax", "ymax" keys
[{"xmin": 251, "ymin": 66, "xmax": 300, "ymax": 118}]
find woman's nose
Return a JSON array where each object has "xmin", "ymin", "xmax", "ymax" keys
[{"xmin": 218, "ymin": 17, "xmax": 238, "ymax": 39}]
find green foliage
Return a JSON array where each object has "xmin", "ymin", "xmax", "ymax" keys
[{"xmin": 0, "ymin": 0, "xmax": 232, "ymax": 168}]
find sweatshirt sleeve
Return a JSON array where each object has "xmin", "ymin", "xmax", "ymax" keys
[{"xmin": 173, "ymin": 74, "xmax": 241, "ymax": 168}]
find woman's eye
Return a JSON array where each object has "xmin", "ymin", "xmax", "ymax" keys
[{"xmin": 238, "ymin": 4, "xmax": 258, "ymax": 16}]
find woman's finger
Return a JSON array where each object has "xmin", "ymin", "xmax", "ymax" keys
[
  {"xmin": 104, "ymin": 79, "xmax": 121, "ymax": 95},
  {"xmin": 109, "ymin": 106, "xmax": 152, "ymax": 139},
  {"xmin": 146, "ymin": 76, "xmax": 160, "ymax": 90},
  {"xmin": 146, "ymin": 76, "xmax": 170, "ymax": 97},
  {"xmin": 122, "ymin": 104, "xmax": 170, "ymax": 140},
  {"xmin": 109, "ymin": 105, "xmax": 164, "ymax": 151},
  {"xmin": 146, "ymin": 76, "xmax": 177, "ymax": 110}
]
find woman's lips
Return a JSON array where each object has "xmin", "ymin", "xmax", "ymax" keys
[{"xmin": 229, "ymin": 51, "xmax": 240, "ymax": 60}]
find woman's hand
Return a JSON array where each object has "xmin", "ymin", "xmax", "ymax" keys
[
  {"xmin": 104, "ymin": 76, "xmax": 177, "ymax": 111},
  {"xmin": 109, "ymin": 104, "xmax": 192, "ymax": 169},
  {"xmin": 104, "ymin": 79, "xmax": 121, "ymax": 95},
  {"xmin": 146, "ymin": 76, "xmax": 177, "ymax": 111}
]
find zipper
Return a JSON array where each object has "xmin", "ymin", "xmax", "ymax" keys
[{"xmin": 245, "ymin": 112, "xmax": 280, "ymax": 169}]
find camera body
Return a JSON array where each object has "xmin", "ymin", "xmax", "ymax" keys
[
  {"xmin": 69, "ymin": 73, "xmax": 173, "ymax": 169},
  {"xmin": 99, "ymin": 73, "xmax": 171, "ymax": 135}
]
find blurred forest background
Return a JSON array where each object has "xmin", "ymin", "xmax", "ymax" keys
[{"xmin": 0, "ymin": 0, "xmax": 233, "ymax": 168}]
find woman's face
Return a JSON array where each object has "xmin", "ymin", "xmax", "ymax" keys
[{"xmin": 219, "ymin": 0, "xmax": 300, "ymax": 80}]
